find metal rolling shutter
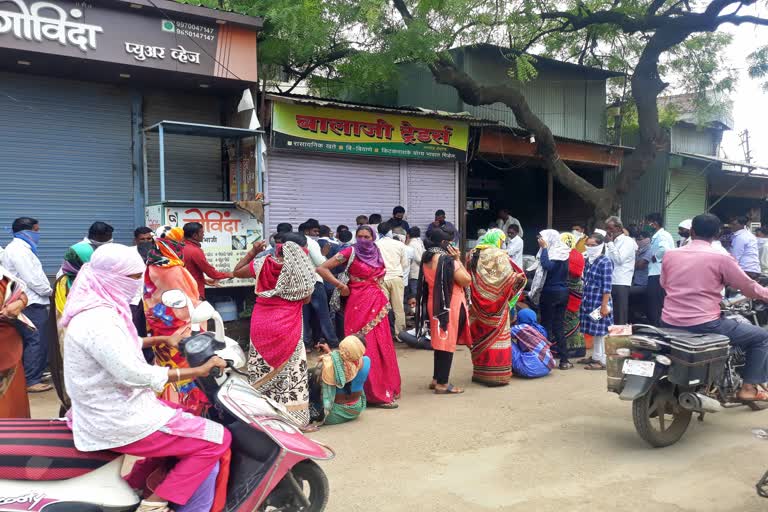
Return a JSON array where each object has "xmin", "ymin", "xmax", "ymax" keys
[
  {"xmin": 0, "ymin": 72, "xmax": 134, "ymax": 274},
  {"xmin": 666, "ymin": 166, "xmax": 707, "ymax": 243},
  {"xmin": 144, "ymin": 92, "xmax": 223, "ymax": 203},
  {"xmin": 266, "ymin": 153, "xmax": 401, "ymax": 233},
  {"xmin": 406, "ymin": 161, "xmax": 457, "ymax": 236}
]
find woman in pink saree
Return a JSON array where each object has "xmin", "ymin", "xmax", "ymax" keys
[{"xmin": 318, "ymin": 226, "xmax": 401, "ymax": 408}]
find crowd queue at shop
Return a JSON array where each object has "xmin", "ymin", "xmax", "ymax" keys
[{"xmin": 2, "ymin": 204, "xmax": 768, "ymax": 511}]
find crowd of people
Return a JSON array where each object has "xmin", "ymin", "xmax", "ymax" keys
[{"xmin": 5, "ymin": 205, "xmax": 768, "ymax": 511}]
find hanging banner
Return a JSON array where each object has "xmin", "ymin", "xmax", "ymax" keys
[
  {"xmin": 145, "ymin": 203, "xmax": 263, "ymax": 288},
  {"xmin": 271, "ymin": 102, "xmax": 470, "ymax": 161}
]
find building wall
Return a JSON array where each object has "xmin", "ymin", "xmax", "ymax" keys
[
  {"xmin": 618, "ymin": 152, "xmax": 669, "ymax": 226},
  {"xmin": 665, "ymin": 163, "xmax": 708, "ymax": 237},
  {"xmin": 670, "ymin": 124, "xmax": 720, "ymax": 156},
  {"xmin": 396, "ymin": 63, "xmax": 463, "ymax": 112}
]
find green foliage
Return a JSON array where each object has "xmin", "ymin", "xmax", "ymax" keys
[
  {"xmin": 507, "ymin": 55, "xmax": 539, "ymax": 82},
  {"xmin": 748, "ymin": 46, "xmax": 768, "ymax": 92}
]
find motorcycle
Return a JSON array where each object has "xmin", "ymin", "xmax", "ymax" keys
[
  {"xmin": 614, "ymin": 318, "xmax": 767, "ymax": 448},
  {"xmin": 0, "ymin": 289, "xmax": 333, "ymax": 511}
]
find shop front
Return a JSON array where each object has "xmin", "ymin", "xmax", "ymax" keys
[
  {"xmin": 263, "ymin": 95, "xmax": 470, "ymax": 236},
  {"xmin": 0, "ymin": 0, "xmax": 261, "ymax": 273}
]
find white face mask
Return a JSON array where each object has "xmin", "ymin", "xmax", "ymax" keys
[
  {"xmin": 586, "ymin": 245, "xmax": 603, "ymax": 263},
  {"xmin": 572, "ymin": 230, "xmax": 583, "ymax": 239}
]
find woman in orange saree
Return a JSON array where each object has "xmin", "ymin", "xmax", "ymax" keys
[
  {"xmin": 467, "ymin": 229, "xmax": 527, "ymax": 386},
  {"xmin": 0, "ymin": 265, "xmax": 31, "ymax": 418},
  {"xmin": 143, "ymin": 227, "xmax": 208, "ymax": 415}
]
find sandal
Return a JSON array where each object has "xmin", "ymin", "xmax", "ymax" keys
[
  {"xmin": 577, "ymin": 357, "xmax": 595, "ymax": 365},
  {"xmin": 27, "ymin": 383, "xmax": 53, "ymax": 393},
  {"xmin": 370, "ymin": 402, "xmax": 399, "ymax": 409},
  {"xmin": 434, "ymin": 384, "xmax": 464, "ymax": 395},
  {"xmin": 559, "ymin": 361, "xmax": 574, "ymax": 370},
  {"xmin": 136, "ymin": 500, "xmax": 170, "ymax": 512},
  {"xmin": 300, "ymin": 424, "xmax": 320, "ymax": 433},
  {"xmin": 584, "ymin": 362, "xmax": 606, "ymax": 371},
  {"xmin": 737, "ymin": 387, "xmax": 768, "ymax": 402},
  {"xmin": 428, "ymin": 380, "xmax": 437, "ymax": 390}
]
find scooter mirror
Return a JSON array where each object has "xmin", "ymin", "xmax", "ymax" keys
[
  {"xmin": 191, "ymin": 301, "xmax": 217, "ymax": 324},
  {"xmin": 161, "ymin": 289, "xmax": 188, "ymax": 309}
]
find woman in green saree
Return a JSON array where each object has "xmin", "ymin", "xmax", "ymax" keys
[{"xmin": 316, "ymin": 335, "xmax": 370, "ymax": 425}]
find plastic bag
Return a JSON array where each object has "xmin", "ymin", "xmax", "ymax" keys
[{"xmin": 511, "ymin": 341, "xmax": 553, "ymax": 378}]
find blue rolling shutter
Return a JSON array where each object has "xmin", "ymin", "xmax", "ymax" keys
[{"xmin": 0, "ymin": 72, "xmax": 134, "ymax": 274}]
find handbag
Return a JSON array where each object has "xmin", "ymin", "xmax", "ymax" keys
[{"xmin": 329, "ymin": 248, "xmax": 355, "ymax": 313}]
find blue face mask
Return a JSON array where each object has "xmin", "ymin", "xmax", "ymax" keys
[{"xmin": 14, "ymin": 230, "xmax": 40, "ymax": 254}]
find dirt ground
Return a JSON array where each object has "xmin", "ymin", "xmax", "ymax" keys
[{"xmin": 30, "ymin": 343, "xmax": 768, "ymax": 512}]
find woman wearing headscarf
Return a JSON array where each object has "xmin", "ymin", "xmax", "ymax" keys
[
  {"xmin": 414, "ymin": 226, "xmax": 472, "ymax": 394},
  {"xmin": 233, "ymin": 232, "xmax": 316, "ymax": 427},
  {"xmin": 467, "ymin": 229, "xmax": 526, "ymax": 386},
  {"xmin": 560, "ymin": 232, "xmax": 587, "ymax": 360},
  {"xmin": 530, "ymin": 229, "xmax": 573, "ymax": 370},
  {"xmin": 313, "ymin": 334, "xmax": 370, "ymax": 425},
  {"xmin": 143, "ymin": 226, "xmax": 207, "ymax": 415},
  {"xmin": 511, "ymin": 308, "xmax": 547, "ymax": 338},
  {"xmin": 580, "ymin": 230, "xmax": 614, "ymax": 370},
  {"xmin": 0, "ymin": 262, "xmax": 31, "ymax": 418},
  {"xmin": 317, "ymin": 225, "xmax": 401, "ymax": 408},
  {"xmin": 61, "ymin": 244, "xmax": 229, "ymax": 512}
]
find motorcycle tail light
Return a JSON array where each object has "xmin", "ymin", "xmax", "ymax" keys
[
  {"xmin": 655, "ymin": 355, "xmax": 672, "ymax": 366},
  {"xmin": 630, "ymin": 352, "xmax": 646, "ymax": 360},
  {"xmin": 616, "ymin": 348, "xmax": 631, "ymax": 357}
]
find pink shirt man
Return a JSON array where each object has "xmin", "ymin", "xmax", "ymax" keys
[{"xmin": 661, "ymin": 239, "xmax": 768, "ymax": 327}]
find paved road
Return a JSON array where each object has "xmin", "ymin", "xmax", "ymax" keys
[{"xmin": 30, "ymin": 344, "xmax": 768, "ymax": 511}]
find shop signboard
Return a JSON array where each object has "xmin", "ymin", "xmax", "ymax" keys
[
  {"xmin": 144, "ymin": 203, "xmax": 263, "ymax": 287},
  {"xmin": 272, "ymin": 102, "xmax": 470, "ymax": 161},
  {"xmin": 0, "ymin": 0, "xmax": 257, "ymax": 80}
]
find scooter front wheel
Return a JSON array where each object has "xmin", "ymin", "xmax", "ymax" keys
[
  {"xmin": 261, "ymin": 460, "xmax": 329, "ymax": 512},
  {"xmin": 632, "ymin": 380, "xmax": 692, "ymax": 448}
]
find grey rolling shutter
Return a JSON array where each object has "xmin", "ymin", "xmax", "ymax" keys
[
  {"xmin": 406, "ymin": 161, "xmax": 457, "ymax": 236},
  {"xmin": 266, "ymin": 153, "xmax": 401, "ymax": 233},
  {"xmin": 0, "ymin": 72, "xmax": 134, "ymax": 274},
  {"xmin": 144, "ymin": 92, "xmax": 223, "ymax": 203}
]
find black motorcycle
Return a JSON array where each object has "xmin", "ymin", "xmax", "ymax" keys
[{"xmin": 613, "ymin": 322, "xmax": 767, "ymax": 448}]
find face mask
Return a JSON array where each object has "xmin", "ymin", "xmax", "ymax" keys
[
  {"xmin": 89, "ymin": 238, "xmax": 113, "ymax": 248},
  {"xmin": 137, "ymin": 241, "xmax": 155, "ymax": 261},
  {"xmin": 586, "ymin": 245, "xmax": 603, "ymax": 263},
  {"xmin": 15, "ymin": 230, "xmax": 40, "ymax": 248},
  {"xmin": 111, "ymin": 274, "xmax": 144, "ymax": 302},
  {"xmin": 572, "ymin": 230, "xmax": 583, "ymax": 239}
]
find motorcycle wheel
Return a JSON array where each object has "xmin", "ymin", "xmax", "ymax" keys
[
  {"xmin": 260, "ymin": 460, "xmax": 329, "ymax": 512},
  {"xmin": 632, "ymin": 380, "xmax": 692, "ymax": 448}
]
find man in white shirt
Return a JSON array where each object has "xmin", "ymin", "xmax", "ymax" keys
[
  {"xmin": 1, "ymin": 217, "xmax": 53, "ymax": 392},
  {"xmin": 605, "ymin": 216, "xmax": 638, "ymax": 326},
  {"xmin": 407, "ymin": 226, "xmax": 426, "ymax": 297},
  {"xmin": 496, "ymin": 209, "xmax": 524, "ymax": 238},
  {"xmin": 505, "ymin": 224, "xmax": 524, "ymax": 269},
  {"xmin": 377, "ymin": 221, "xmax": 408, "ymax": 336},
  {"xmin": 301, "ymin": 219, "xmax": 338, "ymax": 349}
]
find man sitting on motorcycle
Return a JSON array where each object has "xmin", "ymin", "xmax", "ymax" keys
[
  {"xmin": 661, "ymin": 213, "xmax": 768, "ymax": 402},
  {"xmin": 60, "ymin": 243, "xmax": 230, "ymax": 512}
]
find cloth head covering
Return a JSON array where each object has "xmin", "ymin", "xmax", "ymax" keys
[
  {"xmin": 146, "ymin": 226, "xmax": 185, "ymax": 267},
  {"xmin": 539, "ymin": 229, "xmax": 570, "ymax": 261},
  {"xmin": 354, "ymin": 228, "xmax": 385, "ymax": 268},
  {"xmin": 593, "ymin": 228, "xmax": 607, "ymax": 237},
  {"xmin": 475, "ymin": 228, "xmax": 506, "ymax": 250},
  {"xmin": 561, "ymin": 232, "xmax": 577, "ymax": 249},
  {"xmin": 516, "ymin": 308, "xmax": 538, "ymax": 326},
  {"xmin": 61, "ymin": 241, "xmax": 96, "ymax": 282},
  {"xmin": 321, "ymin": 335, "xmax": 366, "ymax": 387},
  {"xmin": 679, "ymin": 219, "xmax": 693, "ymax": 230},
  {"xmin": 252, "ymin": 242, "xmax": 316, "ymax": 302},
  {"xmin": 60, "ymin": 244, "xmax": 146, "ymax": 339}
]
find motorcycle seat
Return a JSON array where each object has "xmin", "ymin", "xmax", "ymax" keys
[{"xmin": 0, "ymin": 419, "xmax": 119, "ymax": 481}]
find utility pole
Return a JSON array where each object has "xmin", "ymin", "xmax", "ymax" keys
[{"xmin": 739, "ymin": 129, "xmax": 752, "ymax": 163}]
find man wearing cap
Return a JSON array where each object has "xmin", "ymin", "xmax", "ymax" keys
[{"xmin": 677, "ymin": 219, "xmax": 692, "ymax": 247}]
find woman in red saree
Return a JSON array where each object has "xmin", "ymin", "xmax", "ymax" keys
[
  {"xmin": 233, "ymin": 233, "xmax": 316, "ymax": 428},
  {"xmin": 467, "ymin": 229, "xmax": 526, "ymax": 386},
  {"xmin": 318, "ymin": 226, "xmax": 401, "ymax": 408},
  {"xmin": 0, "ymin": 265, "xmax": 31, "ymax": 418},
  {"xmin": 143, "ymin": 226, "xmax": 208, "ymax": 415}
]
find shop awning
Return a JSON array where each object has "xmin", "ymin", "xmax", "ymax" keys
[
  {"xmin": 676, "ymin": 151, "xmax": 768, "ymax": 177},
  {"xmin": 143, "ymin": 121, "xmax": 263, "ymax": 138}
]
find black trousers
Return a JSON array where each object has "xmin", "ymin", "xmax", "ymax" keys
[
  {"xmin": 646, "ymin": 275, "xmax": 665, "ymax": 326},
  {"xmin": 540, "ymin": 289, "xmax": 569, "ymax": 363},
  {"xmin": 611, "ymin": 285, "xmax": 630, "ymax": 326},
  {"xmin": 433, "ymin": 350, "xmax": 454, "ymax": 385}
]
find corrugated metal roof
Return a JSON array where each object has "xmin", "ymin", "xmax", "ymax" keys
[
  {"xmin": 266, "ymin": 93, "xmax": 501, "ymax": 125},
  {"xmin": 676, "ymin": 152, "xmax": 768, "ymax": 174}
]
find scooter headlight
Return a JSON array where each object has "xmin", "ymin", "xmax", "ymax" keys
[{"xmin": 655, "ymin": 354, "xmax": 672, "ymax": 366}]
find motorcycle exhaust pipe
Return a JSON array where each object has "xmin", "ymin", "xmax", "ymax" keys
[{"xmin": 679, "ymin": 392, "xmax": 722, "ymax": 414}]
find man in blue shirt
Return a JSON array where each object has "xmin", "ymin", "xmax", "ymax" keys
[
  {"xmin": 645, "ymin": 212, "xmax": 675, "ymax": 326},
  {"xmin": 728, "ymin": 216, "xmax": 761, "ymax": 279}
]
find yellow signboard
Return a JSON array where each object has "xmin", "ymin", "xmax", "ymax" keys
[{"xmin": 272, "ymin": 102, "xmax": 469, "ymax": 161}]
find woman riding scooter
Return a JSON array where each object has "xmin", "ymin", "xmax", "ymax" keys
[{"xmin": 60, "ymin": 243, "xmax": 229, "ymax": 512}]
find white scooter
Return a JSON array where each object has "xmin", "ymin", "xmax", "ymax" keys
[{"xmin": 0, "ymin": 290, "xmax": 333, "ymax": 512}]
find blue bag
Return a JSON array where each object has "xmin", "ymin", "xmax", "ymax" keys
[{"xmin": 511, "ymin": 340, "xmax": 552, "ymax": 378}]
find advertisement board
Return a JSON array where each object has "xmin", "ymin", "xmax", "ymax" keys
[
  {"xmin": 272, "ymin": 102, "xmax": 470, "ymax": 161},
  {"xmin": 145, "ymin": 203, "xmax": 263, "ymax": 287}
]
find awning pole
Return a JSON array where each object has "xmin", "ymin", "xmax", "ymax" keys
[
  {"xmin": 707, "ymin": 172, "xmax": 754, "ymax": 212},
  {"xmin": 159, "ymin": 124, "xmax": 166, "ymax": 203},
  {"xmin": 142, "ymin": 131, "xmax": 149, "ymax": 205},
  {"xmin": 547, "ymin": 169, "xmax": 553, "ymax": 228}
]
